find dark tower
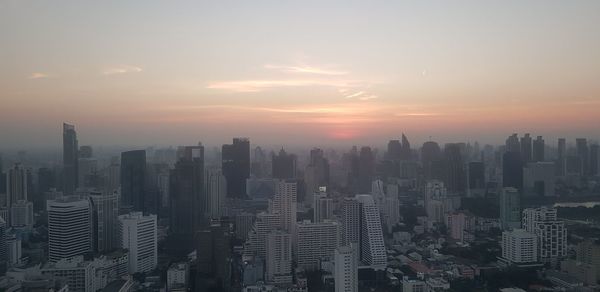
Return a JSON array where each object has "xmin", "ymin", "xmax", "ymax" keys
[
  {"xmin": 62, "ymin": 123, "xmax": 79, "ymax": 195},
  {"xmin": 120, "ymin": 150, "xmax": 146, "ymax": 212},
  {"xmin": 503, "ymin": 151, "xmax": 523, "ymax": 191},
  {"xmin": 272, "ymin": 148, "xmax": 297, "ymax": 179},
  {"xmin": 222, "ymin": 138, "xmax": 250, "ymax": 198}
]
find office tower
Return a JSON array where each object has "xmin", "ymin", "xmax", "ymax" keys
[
  {"xmin": 424, "ymin": 180, "xmax": 447, "ymax": 225},
  {"xmin": 341, "ymin": 197, "xmax": 360, "ymax": 247},
  {"xmin": 358, "ymin": 147, "xmax": 375, "ymax": 193},
  {"xmin": 304, "ymin": 148, "xmax": 330, "ymax": 205},
  {"xmin": 443, "ymin": 143, "xmax": 466, "ymax": 193},
  {"xmin": 118, "ymin": 212, "xmax": 157, "ymax": 273},
  {"xmin": 501, "ymin": 229, "xmax": 538, "ymax": 264},
  {"xmin": 371, "ymin": 179, "xmax": 386, "ymax": 208},
  {"xmin": 265, "ymin": 231, "xmax": 292, "ymax": 285},
  {"xmin": 533, "ymin": 136, "xmax": 545, "ymax": 162},
  {"xmin": 591, "ymin": 144, "xmax": 599, "ymax": 176},
  {"xmin": 47, "ymin": 197, "xmax": 93, "ymax": 262},
  {"xmin": 170, "ymin": 145, "xmax": 204, "ymax": 249},
  {"xmin": 387, "ymin": 140, "xmax": 402, "ymax": 161},
  {"xmin": 78, "ymin": 156, "xmax": 98, "ymax": 189},
  {"xmin": 557, "ymin": 138, "xmax": 567, "ymax": 176},
  {"xmin": 269, "ymin": 181, "xmax": 297, "ymax": 234},
  {"xmin": 222, "ymin": 138, "xmax": 250, "ymax": 198},
  {"xmin": 251, "ymin": 146, "xmax": 269, "ymax": 179},
  {"xmin": 89, "ymin": 191, "xmax": 119, "ymax": 252},
  {"xmin": 356, "ymin": 194, "xmax": 386, "ymax": 269},
  {"xmin": 6, "ymin": 163, "xmax": 27, "ymax": 208},
  {"xmin": 520, "ymin": 134, "xmax": 532, "ymax": 163},
  {"xmin": 313, "ymin": 191, "xmax": 333, "ymax": 223},
  {"xmin": 37, "ymin": 167, "xmax": 56, "ymax": 211},
  {"xmin": 272, "ymin": 149, "xmax": 297, "ymax": 179},
  {"xmin": 421, "ymin": 141, "xmax": 443, "ymax": 180},
  {"xmin": 576, "ymin": 138, "xmax": 590, "ymax": 176},
  {"xmin": 344, "ymin": 147, "xmax": 360, "ymax": 193},
  {"xmin": 9, "ymin": 200, "xmax": 33, "ymax": 229},
  {"xmin": 120, "ymin": 150, "xmax": 146, "ymax": 212},
  {"xmin": 467, "ymin": 161, "xmax": 485, "ymax": 197},
  {"xmin": 62, "ymin": 123, "xmax": 79, "ymax": 195},
  {"xmin": 382, "ymin": 196, "xmax": 400, "ymax": 233},
  {"xmin": 502, "ymin": 151, "xmax": 523, "ymax": 190},
  {"xmin": 506, "ymin": 134, "xmax": 520, "ymax": 152},
  {"xmin": 196, "ymin": 222, "xmax": 232, "ymax": 291},
  {"xmin": 446, "ymin": 212, "xmax": 472, "ymax": 243},
  {"xmin": 523, "ymin": 162, "xmax": 555, "ymax": 197},
  {"xmin": 334, "ymin": 244, "xmax": 358, "ymax": 292},
  {"xmin": 400, "ymin": 133, "xmax": 412, "ymax": 160},
  {"xmin": 522, "ymin": 207, "xmax": 567, "ymax": 262},
  {"xmin": 204, "ymin": 169, "xmax": 226, "ymax": 220},
  {"xmin": 244, "ymin": 212, "xmax": 280, "ymax": 259},
  {"xmin": 296, "ymin": 220, "xmax": 341, "ymax": 270},
  {"xmin": 499, "ymin": 187, "xmax": 521, "ymax": 230},
  {"xmin": 235, "ymin": 212, "xmax": 255, "ymax": 241}
]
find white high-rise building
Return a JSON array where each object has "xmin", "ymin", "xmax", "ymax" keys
[
  {"xmin": 522, "ymin": 207, "xmax": 567, "ymax": 262},
  {"xmin": 269, "ymin": 181, "xmax": 297, "ymax": 234},
  {"xmin": 296, "ymin": 220, "xmax": 341, "ymax": 270},
  {"xmin": 118, "ymin": 212, "xmax": 157, "ymax": 274},
  {"xmin": 9, "ymin": 200, "xmax": 33, "ymax": 229},
  {"xmin": 265, "ymin": 230, "xmax": 292, "ymax": 285},
  {"xmin": 47, "ymin": 197, "xmax": 93, "ymax": 262},
  {"xmin": 204, "ymin": 169, "xmax": 227, "ymax": 219},
  {"xmin": 334, "ymin": 244, "xmax": 358, "ymax": 292},
  {"xmin": 89, "ymin": 191, "xmax": 119, "ymax": 252},
  {"xmin": 313, "ymin": 192, "xmax": 333, "ymax": 223},
  {"xmin": 502, "ymin": 229, "xmax": 538, "ymax": 264},
  {"xmin": 356, "ymin": 194, "xmax": 387, "ymax": 269}
]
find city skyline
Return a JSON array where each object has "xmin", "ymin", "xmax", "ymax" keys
[{"xmin": 2, "ymin": 1, "xmax": 600, "ymax": 148}]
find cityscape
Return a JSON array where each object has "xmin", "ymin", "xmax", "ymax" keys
[{"xmin": 2, "ymin": 1, "xmax": 600, "ymax": 292}]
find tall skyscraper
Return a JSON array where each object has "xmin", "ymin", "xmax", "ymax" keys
[
  {"xmin": 443, "ymin": 143, "xmax": 466, "ymax": 193},
  {"xmin": 313, "ymin": 191, "xmax": 333, "ymax": 223},
  {"xmin": 341, "ymin": 197, "xmax": 360, "ymax": 247},
  {"xmin": 334, "ymin": 244, "xmax": 358, "ymax": 292},
  {"xmin": 265, "ymin": 231, "xmax": 292, "ymax": 285},
  {"xmin": 424, "ymin": 180, "xmax": 447, "ymax": 225},
  {"xmin": 304, "ymin": 148, "xmax": 330, "ymax": 205},
  {"xmin": 196, "ymin": 222, "xmax": 233, "ymax": 291},
  {"xmin": 296, "ymin": 220, "xmax": 341, "ymax": 270},
  {"xmin": 502, "ymin": 151, "xmax": 523, "ymax": 191},
  {"xmin": 387, "ymin": 140, "xmax": 402, "ymax": 161},
  {"xmin": 520, "ymin": 133, "xmax": 533, "ymax": 163},
  {"xmin": 269, "ymin": 181, "xmax": 297, "ymax": 234},
  {"xmin": 358, "ymin": 147, "xmax": 375, "ymax": 193},
  {"xmin": 6, "ymin": 163, "xmax": 27, "ymax": 208},
  {"xmin": 467, "ymin": 161, "xmax": 485, "ymax": 197},
  {"xmin": 120, "ymin": 150, "xmax": 146, "ymax": 212},
  {"xmin": 591, "ymin": 144, "xmax": 599, "ymax": 176},
  {"xmin": 576, "ymin": 138, "xmax": 590, "ymax": 176},
  {"xmin": 118, "ymin": 212, "xmax": 158, "ymax": 273},
  {"xmin": 499, "ymin": 187, "xmax": 521, "ymax": 230},
  {"xmin": 506, "ymin": 133, "xmax": 520, "ymax": 152},
  {"xmin": 421, "ymin": 141, "xmax": 443, "ymax": 180},
  {"xmin": 523, "ymin": 162, "xmax": 556, "ymax": 197},
  {"xmin": 170, "ymin": 145, "xmax": 205, "ymax": 249},
  {"xmin": 222, "ymin": 138, "xmax": 250, "ymax": 198},
  {"xmin": 532, "ymin": 136, "xmax": 545, "ymax": 162},
  {"xmin": 89, "ymin": 190, "xmax": 119, "ymax": 252},
  {"xmin": 62, "ymin": 123, "xmax": 79, "ymax": 195},
  {"xmin": 355, "ymin": 195, "xmax": 386, "ymax": 269},
  {"xmin": 557, "ymin": 138, "xmax": 566, "ymax": 176},
  {"xmin": 272, "ymin": 149, "xmax": 297, "ymax": 180},
  {"xmin": 47, "ymin": 197, "xmax": 93, "ymax": 262},
  {"xmin": 204, "ymin": 169, "xmax": 226, "ymax": 220}
]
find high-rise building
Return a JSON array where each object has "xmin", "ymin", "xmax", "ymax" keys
[
  {"xmin": 313, "ymin": 191, "xmax": 333, "ymax": 223},
  {"xmin": 235, "ymin": 212, "xmax": 255, "ymax": 241},
  {"xmin": 443, "ymin": 143, "xmax": 466, "ymax": 193},
  {"xmin": 265, "ymin": 231, "xmax": 292, "ymax": 285},
  {"xmin": 120, "ymin": 150, "xmax": 146, "ymax": 212},
  {"xmin": 557, "ymin": 138, "xmax": 567, "ymax": 176},
  {"xmin": 89, "ymin": 190, "xmax": 119, "ymax": 252},
  {"xmin": 204, "ymin": 169, "xmax": 226, "ymax": 219},
  {"xmin": 269, "ymin": 181, "xmax": 297, "ymax": 235},
  {"xmin": 358, "ymin": 147, "xmax": 375, "ymax": 193},
  {"xmin": 446, "ymin": 212, "xmax": 472, "ymax": 244},
  {"xmin": 170, "ymin": 145, "xmax": 205, "ymax": 249},
  {"xmin": 272, "ymin": 149, "xmax": 297, "ymax": 180},
  {"xmin": 356, "ymin": 194, "xmax": 386, "ymax": 269},
  {"xmin": 520, "ymin": 134, "xmax": 532, "ymax": 163},
  {"xmin": 9, "ymin": 200, "xmax": 33, "ymax": 229},
  {"xmin": 522, "ymin": 207, "xmax": 567, "ymax": 262},
  {"xmin": 576, "ymin": 138, "xmax": 590, "ymax": 176},
  {"xmin": 381, "ymin": 196, "xmax": 400, "ymax": 233},
  {"xmin": 296, "ymin": 220, "xmax": 341, "ymax": 270},
  {"xmin": 387, "ymin": 140, "xmax": 402, "ymax": 161},
  {"xmin": 47, "ymin": 197, "xmax": 93, "ymax": 262},
  {"xmin": 222, "ymin": 138, "xmax": 250, "ymax": 198},
  {"xmin": 341, "ymin": 197, "xmax": 360, "ymax": 247},
  {"xmin": 424, "ymin": 180, "xmax": 447, "ymax": 225},
  {"xmin": 62, "ymin": 123, "xmax": 79, "ymax": 195},
  {"xmin": 591, "ymin": 144, "xmax": 599, "ymax": 176},
  {"xmin": 421, "ymin": 141, "xmax": 443, "ymax": 180},
  {"xmin": 244, "ymin": 212, "xmax": 280, "ymax": 259},
  {"xmin": 196, "ymin": 222, "xmax": 232, "ymax": 291},
  {"xmin": 503, "ymin": 151, "xmax": 523, "ymax": 191},
  {"xmin": 523, "ymin": 162, "xmax": 555, "ymax": 197},
  {"xmin": 6, "ymin": 163, "xmax": 27, "ymax": 208},
  {"xmin": 334, "ymin": 244, "xmax": 358, "ymax": 292},
  {"xmin": 467, "ymin": 161, "xmax": 485, "ymax": 197},
  {"xmin": 499, "ymin": 187, "xmax": 521, "ymax": 230},
  {"xmin": 506, "ymin": 133, "xmax": 520, "ymax": 152},
  {"xmin": 118, "ymin": 212, "xmax": 157, "ymax": 273},
  {"xmin": 533, "ymin": 136, "xmax": 545, "ymax": 162},
  {"xmin": 304, "ymin": 148, "xmax": 330, "ymax": 205},
  {"xmin": 78, "ymin": 156, "xmax": 98, "ymax": 189},
  {"xmin": 502, "ymin": 229, "xmax": 538, "ymax": 264}
]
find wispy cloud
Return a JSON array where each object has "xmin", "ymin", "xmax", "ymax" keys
[
  {"xmin": 264, "ymin": 64, "xmax": 348, "ymax": 75},
  {"xmin": 103, "ymin": 65, "xmax": 143, "ymax": 75},
  {"xmin": 207, "ymin": 79, "xmax": 358, "ymax": 93},
  {"xmin": 28, "ymin": 72, "xmax": 50, "ymax": 79}
]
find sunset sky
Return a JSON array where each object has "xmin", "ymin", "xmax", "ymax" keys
[{"xmin": 1, "ymin": 1, "xmax": 599, "ymax": 148}]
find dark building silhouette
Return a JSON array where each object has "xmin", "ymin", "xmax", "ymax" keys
[
  {"xmin": 222, "ymin": 138, "xmax": 250, "ymax": 198},
  {"xmin": 170, "ymin": 145, "xmax": 205, "ymax": 250},
  {"xmin": 576, "ymin": 138, "xmax": 589, "ymax": 176},
  {"xmin": 443, "ymin": 143, "xmax": 466, "ymax": 193},
  {"xmin": 557, "ymin": 138, "xmax": 566, "ymax": 176},
  {"xmin": 520, "ymin": 133, "xmax": 532, "ymax": 163},
  {"xmin": 503, "ymin": 151, "xmax": 523, "ymax": 191},
  {"xmin": 421, "ymin": 141, "xmax": 442, "ymax": 180},
  {"xmin": 400, "ymin": 133, "xmax": 411, "ymax": 160},
  {"xmin": 532, "ymin": 136, "xmax": 544, "ymax": 162},
  {"xmin": 591, "ymin": 144, "xmax": 599, "ymax": 176},
  {"xmin": 468, "ymin": 161, "xmax": 485, "ymax": 190},
  {"xmin": 345, "ymin": 147, "xmax": 360, "ymax": 193},
  {"xmin": 62, "ymin": 123, "xmax": 78, "ymax": 195},
  {"xmin": 120, "ymin": 150, "xmax": 146, "ymax": 212},
  {"xmin": 387, "ymin": 140, "xmax": 402, "ymax": 161},
  {"xmin": 79, "ymin": 146, "xmax": 93, "ymax": 159},
  {"xmin": 358, "ymin": 147, "xmax": 375, "ymax": 193},
  {"xmin": 195, "ymin": 222, "xmax": 232, "ymax": 291},
  {"xmin": 272, "ymin": 149, "xmax": 297, "ymax": 179},
  {"xmin": 505, "ymin": 133, "xmax": 520, "ymax": 153},
  {"xmin": 36, "ymin": 167, "xmax": 56, "ymax": 212}
]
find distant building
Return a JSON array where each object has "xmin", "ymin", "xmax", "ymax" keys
[
  {"xmin": 89, "ymin": 190, "xmax": 119, "ymax": 252},
  {"xmin": 533, "ymin": 136, "xmax": 545, "ymax": 162},
  {"xmin": 120, "ymin": 150, "xmax": 146, "ymax": 212},
  {"xmin": 522, "ymin": 207, "xmax": 567, "ymax": 262},
  {"xmin": 334, "ymin": 245, "xmax": 357, "ymax": 292},
  {"xmin": 9, "ymin": 200, "xmax": 33, "ymax": 229},
  {"xmin": 356, "ymin": 194, "xmax": 386, "ymax": 269},
  {"xmin": 296, "ymin": 220, "xmax": 341, "ymax": 270},
  {"xmin": 47, "ymin": 197, "xmax": 93, "ymax": 262},
  {"xmin": 313, "ymin": 191, "xmax": 333, "ymax": 223},
  {"xmin": 63, "ymin": 123, "xmax": 79, "ymax": 195},
  {"xmin": 204, "ymin": 169, "xmax": 226, "ymax": 219},
  {"xmin": 118, "ymin": 212, "xmax": 157, "ymax": 274},
  {"xmin": 502, "ymin": 229, "xmax": 538, "ymax": 264},
  {"xmin": 503, "ymin": 151, "xmax": 523, "ymax": 191},
  {"xmin": 167, "ymin": 262, "xmax": 189, "ymax": 291},
  {"xmin": 271, "ymin": 149, "xmax": 297, "ymax": 180},
  {"xmin": 265, "ymin": 231, "xmax": 292, "ymax": 285},
  {"xmin": 222, "ymin": 138, "xmax": 250, "ymax": 198},
  {"xmin": 523, "ymin": 162, "xmax": 555, "ymax": 197},
  {"xmin": 500, "ymin": 187, "xmax": 521, "ymax": 230}
]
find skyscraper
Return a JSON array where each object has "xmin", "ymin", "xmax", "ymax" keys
[
  {"xmin": 355, "ymin": 194, "xmax": 386, "ymax": 269},
  {"xmin": 576, "ymin": 138, "xmax": 590, "ymax": 176},
  {"xmin": 62, "ymin": 123, "xmax": 79, "ymax": 195},
  {"xmin": 196, "ymin": 222, "xmax": 233, "ymax": 291},
  {"xmin": 222, "ymin": 138, "xmax": 250, "ymax": 198},
  {"xmin": 532, "ymin": 136, "xmax": 545, "ymax": 162},
  {"xmin": 499, "ymin": 187, "xmax": 521, "ymax": 230},
  {"xmin": 118, "ymin": 212, "xmax": 158, "ymax": 273},
  {"xmin": 89, "ymin": 190, "xmax": 119, "ymax": 252},
  {"xmin": 265, "ymin": 230, "xmax": 292, "ymax": 285},
  {"xmin": 502, "ymin": 151, "xmax": 523, "ymax": 191},
  {"xmin": 443, "ymin": 143, "xmax": 466, "ymax": 193},
  {"xmin": 341, "ymin": 197, "xmax": 360, "ymax": 247},
  {"xmin": 47, "ymin": 197, "xmax": 93, "ymax": 262},
  {"xmin": 467, "ymin": 161, "xmax": 485, "ymax": 197},
  {"xmin": 272, "ymin": 149, "xmax": 297, "ymax": 180},
  {"xmin": 313, "ymin": 191, "xmax": 333, "ymax": 223},
  {"xmin": 296, "ymin": 220, "xmax": 341, "ymax": 270},
  {"xmin": 421, "ymin": 141, "xmax": 443, "ymax": 180},
  {"xmin": 6, "ymin": 163, "xmax": 27, "ymax": 208},
  {"xmin": 269, "ymin": 181, "xmax": 297, "ymax": 234},
  {"xmin": 334, "ymin": 244, "xmax": 358, "ymax": 292},
  {"xmin": 591, "ymin": 144, "xmax": 599, "ymax": 176},
  {"xmin": 304, "ymin": 148, "xmax": 330, "ymax": 205},
  {"xmin": 204, "ymin": 168, "xmax": 226, "ymax": 220},
  {"xmin": 506, "ymin": 133, "xmax": 520, "ymax": 152},
  {"xmin": 358, "ymin": 147, "xmax": 375, "ymax": 193},
  {"xmin": 520, "ymin": 133, "xmax": 532, "ymax": 163},
  {"xmin": 120, "ymin": 150, "xmax": 146, "ymax": 212},
  {"xmin": 557, "ymin": 138, "xmax": 566, "ymax": 176}
]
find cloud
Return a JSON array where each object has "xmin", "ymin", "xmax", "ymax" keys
[
  {"xmin": 28, "ymin": 72, "xmax": 50, "ymax": 79},
  {"xmin": 264, "ymin": 64, "xmax": 348, "ymax": 75},
  {"xmin": 103, "ymin": 65, "xmax": 143, "ymax": 75},
  {"xmin": 207, "ymin": 78, "xmax": 358, "ymax": 93}
]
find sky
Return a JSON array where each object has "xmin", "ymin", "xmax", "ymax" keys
[{"xmin": 1, "ymin": 0, "xmax": 599, "ymax": 149}]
